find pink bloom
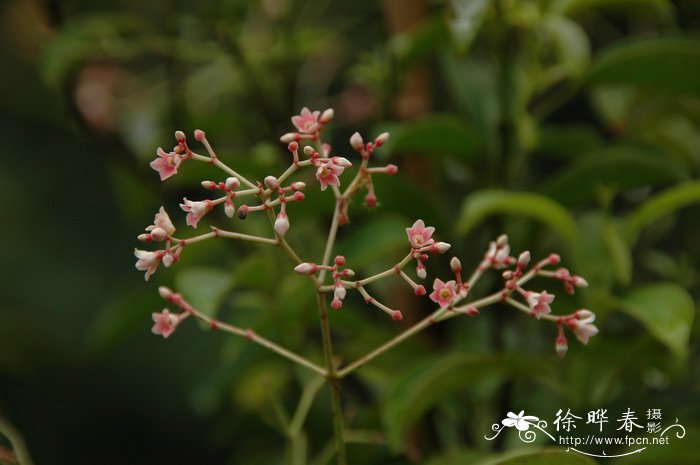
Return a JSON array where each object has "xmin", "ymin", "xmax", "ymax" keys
[
  {"xmin": 150, "ymin": 147, "xmax": 181, "ymax": 180},
  {"xmin": 180, "ymin": 198, "xmax": 212, "ymax": 228},
  {"xmin": 570, "ymin": 310, "xmax": 598, "ymax": 344},
  {"xmin": 429, "ymin": 278, "xmax": 457, "ymax": 308},
  {"xmin": 291, "ymin": 107, "xmax": 321, "ymax": 133},
  {"xmin": 316, "ymin": 161, "xmax": 344, "ymax": 191},
  {"xmin": 146, "ymin": 206, "xmax": 176, "ymax": 236},
  {"xmin": 134, "ymin": 249, "xmax": 162, "ymax": 281},
  {"xmin": 151, "ymin": 309, "xmax": 179, "ymax": 338},
  {"xmin": 406, "ymin": 219, "xmax": 435, "ymax": 249},
  {"xmin": 526, "ymin": 291, "xmax": 555, "ymax": 318}
]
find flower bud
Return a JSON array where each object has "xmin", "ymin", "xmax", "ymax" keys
[
  {"xmin": 496, "ymin": 234, "xmax": 509, "ymax": 247},
  {"xmin": 294, "ymin": 263, "xmax": 318, "ymax": 275},
  {"xmin": 174, "ymin": 130, "xmax": 186, "ymax": 142},
  {"xmin": 292, "ymin": 181, "xmax": 306, "ymax": 191},
  {"xmin": 158, "ymin": 286, "xmax": 175, "ymax": 300},
  {"xmin": 465, "ymin": 306, "xmax": 479, "ymax": 316},
  {"xmin": 332, "ymin": 157, "xmax": 352, "ymax": 167},
  {"xmin": 343, "ymin": 269, "xmax": 355, "ymax": 277},
  {"xmin": 150, "ymin": 227, "xmax": 167, "ymax": 241},
  {"xmin": 201, "ymin": 180, "xmax": 217, "ymax": 190},
  {"xmin": 224, "ymin": 202, "xmax": 235, "ymax": 218},
  {"xmin": 162, "ymin": 253, "xmax": 174, "ymax": 267},
  {"xmin": 334, "ymin": 285, "xmax": 347, "ymax": 300},
  {"xmin": 572, "ymin": 276, "xmax": 588, "ymax": 287},
  {"xmin": 415, "ymin": 285, "xmax": 426, "ymax": 296},
  {"xmin": 194, "ymin": 129, "xmax": 205, "ymax": 141},
  {"xmin": 549, "ymin": 253, "xmax": 561, "ymax": 265},
  {"xmin": 225, "ymin": 177, "xmax": 240, "ymax": 191},
  {"xmin": 365, "ymin": 192, "xmax": 377, "ymax": 207},
  {"xmin": 518, "ymin": 251, "xmax": 531, "ymax": 267},
  {"xmin": 417, "ymin": 265, "xmax": 427, "ymax": 279},
  {"xmin": 374, "ymin": 132, "xmax": 390, "ymax": 146},
  {"xmin": 334, "ymin": 255, "xmax": 346, "ymax": 266},
  {"xmin": 274, "ymin": 215, "xmax": 290, "ymax": 236},
  {"xmin": 137, "ymin": 233, "xmax": 151, "ymax": 242},
  {"xmin": 386, "ymin": 164, "xmax": 398, "ymax": 174},
  {"xmin": 450, "ymin": 257, "xmax": 462, "ymax": 273},
  {"xmin": 350, "ymin": 132, "xmax": 364, "ymax": 150},
  {"xmin": 280, "ymin": 132, "xmax": 300, "ymax": 143},
  {"xmin": 320, "ymin": 108, "xmax": 334, "ymax": 123},
  {"xmin": 292, "ymin": 191, "xmax": 305, "ymax": 202},
  {"xmin": 391, "ymin": 310, "xmax": 403, "ymax": 321},
  {"xmin": 331, "ymin": 298, "xmax": 343, "ymax": 310},
  {"xmin": 431, "ymin": 242, "xmax": 451, "ymax": 254},
  {"xmin": 287, "ymin": 141, "xmax": 299, "ymax": 152},
  {"xmin": 303, "ymin": 146, "xmax": 316, "ymax": 156},
  {"xmin": 555, "ymin": 334, "xmax": 568, "ymax": 358},
  {"xmin": 264, "ymin": 176, "xmax": 279, "ymax": 189}
]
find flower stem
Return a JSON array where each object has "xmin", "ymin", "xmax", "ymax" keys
[
  {"xmin": 0, "ymin": 414, "xmax": 34, "ymax": 465},
  {"xmin": 315, "ymin": 291, "xmax": 347, "ymax": 465}
]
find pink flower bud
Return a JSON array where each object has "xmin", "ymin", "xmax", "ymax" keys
[
  {"xmin": 343, "ymin": 269, "xmax": 355, "ymax": 277},
  {"xmin": 374, "ymin": 132, "xmax": 390, "ymax": 146},
  {"xmin": 292, "ymin": 182, "xmax": 306, "ymax": 191},
  {"xmin": 391, "ymin": 310, "xmax": 403, "ymax": 321},
  {"xmin": 225, "ymin": 177, "xmax": 240, "ymax": 190},
  {"xmin": 555, "ymin": 334, "xmax": 568, "ymax": 358},
  {"xmin": 572, "ymin": 276, "xmax": 588, "ymax": 287},
  {"xmin": 174, "ymin": 130, "xmax": 186, "ymax": 142},
  {"xmin": 162, "ymin": 252, "xmax": 174, "ymax": 267},
  {"xmin": 518, "ymin": 251, "xmax": 531, "ymax": 267},
  {"xmin": 502, "ymin": 270, "xmax": 514, "ymax": 279},
  {"xmin": 302, "ymin": 146, "xmax": 315, "ymax": 157},
  {"xmin": 334, "ymin": 255, "xmax": 346, "ymax": 266},
  {"xmin": 238, "ymin": 205, "xmax": 249, "ymax": 219},
  {"xmin": 274, "ymin": 214, "xmax": 290, "ymax": 236},
  {"xmin": 549, "ymin": 253, "xmax": 561, "ymax": 265},
  {"xmin": 320, "ymin": 108, "xmax": 334, "ymax": 123},
  {"xmin": 158, "ymin": 286, "xmax": 175, "ymax": 300},
  {"xmin": 417, "ymin": 265, "xmax": 427, "ymax": 280},
  {"xmin": 496, "ymin": 234, "xmax": 509, "ymax": 247},
  {"xmin": 137, "ymin": 233, "xmax": 151, "ymax": 242},
  {"xmin": 450, "ymin": 257, "xmax": 462, "ymax": 273},
  {"xmin": 264, "ymin": 176, "xmax": 279, "ymax": 189},
  {"xmin": 465, "ymin": 306, "xmax": 479, "ymax": 316},
  {"xmin": 201, "ymin": 180, "xmax": 217, "ymax": 190},
  {"xmin": 415, "ymin": 285, "xmax": 426, "ymax": 296},
  {"xmin": 332, "ymin": 157, "xmax": 352, "ymax": 167},
  {"xmin": 194, "ymin": 129, "xmax": 205, "ymax": 141},
  {"xmin": 365, "ymin": 192, "xmax": 377, "ymax": 207},
  {"xmin": 386, "ymin": 164, "xmax": 398, "ymax": 174},
  {"xmin": 350, "ymin": 132, "xmax": 364, "ymax": 150},
  {"xmin": 331, "ymin": 298, "xmax": 343, "ymax": 309},
  {"xmin": 334, "ymin": 285, "xmax": 346, "ymax": 300},
  {"xmin": 224, "ymin": 202, "xmax": 235, "ymax": 218},
  {"xmin": 294, "ymin": 263, "xmax": 318, "ymax": 275},
  {"xmin": 280, "ymin": 132, "xmax": 300, "ymax": 143},
  {"xmin": 292, "ymin": 191, "xmax": 305, "ymax": 202},
  {"xmin": 288, "ymin": 141, "xmax": 299, "ymax": 152},
  {"xmin": 431, "ymin": 242, "xmax": 451, "ymax": 254},
  {"xmin": 150, "ymin": 227, "xmax": 167, "ymax": 241}
]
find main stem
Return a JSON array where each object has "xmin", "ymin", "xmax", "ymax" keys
[{"xmin": 315, "ymin": 292, "xmax": 347, "ymax": 464}]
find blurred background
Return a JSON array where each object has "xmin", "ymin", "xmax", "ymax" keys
[{"xmin": 0, "ymin": 0, "xmax": 699, "ymax": 464}]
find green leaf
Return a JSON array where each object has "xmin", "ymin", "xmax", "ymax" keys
[
  {"xmin": 174, "ymin": 267, "xmax": 234, "ymax": 317},
  {"xmin": 543, "ymin": 14, "xmax": 590, "ymax": 75},
  {"xmin": 537, "ymin": 124, "xmax": 604, "ymax": 160},
  {"xmin": 601, "ymin": 219, "xmax": 632, "ymax": 286},
  {"xmin": 456, "ymin": 190, "xmax": 579, "ymax": 248},
  {"xmin": 383, "ymin": 354, "xmax": 555, "ymax": 451},
  {"xmin": 620, "ymin": 283, "xmax": 695, "ymax": 359},
  {"xmin": 474, "ymin": 448, "xmax": 598, "ymax": 465},
  {"xmin": 541, "ymin": 145, "xmax": 689, "ymax": 207},
  {"xmin": 623, "ymin": 182, "xmax": 700, "ymax": 243},
  {"xmin": 449, "ymin": 0, "xmax": 493, "ymax": 54},
  {"xmin": 587, "ymin": 37, "xmax": 700, "ymax": 96},
  {"xmin": 381, "ymin": 115, "xmax": 483, "ymax": 163}
]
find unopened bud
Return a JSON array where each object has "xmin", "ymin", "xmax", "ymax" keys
[
  {"xmin": 294, "ymin": 263, "xmax": 318, "ymax": 275},
  {"xmin": 343, "ymin": 269, "xmax": 355, "ymax": 277},
  {"xmin": 386, "ymin": 164, "xmax": 398, "ymax": 174},
  {"xmin": 287, "ymin": 141, "xmax": 299, "ymax": 152},
  {"xmin": 150, "ymin": 227, "xmax": 167, "ymax": 241},
  {"xmin": 320, "ymin": 108, "xmax": 334, "ymax": 123},
  {"xmin": 572, "ymin": 276, "xmax": 588, "ymax": 287},
  {"xmin": 174, "ymin": 130, "xmax": 186, "ymax": 142},
  {"xmin": 224, "ymin": 203, "xmax": 235, "ymax": 218},
  {"xmin": 518, "ymin": 251, "xmax": 531, "ymax": 267},
  {"xmin": 162, "ymin": 253, "xmax": 174, "ymax": 267},
  {"xmin": 549, "ymin": 253, "xmax": 561, "ymax": 265},
  {"xmin": 238, "ymin": 205, "xmax": 249, "ymax": 219},
  {"xmin": 274, "ymin": 215, "xmax": 290, "ymax": 236},
  {"xmin": 350, "ymin": 132, "xmax": 364, "ymax": 150},
  {"xmin": 417, "ymin": 265, "xmax": 427, "ymax": 280},
  {"xmin": 415, "ymin": 285, "xmax": 426, "ymax": 296},
  {"xmin": 158, "ymin": 286, "xmax": 175, "ymax": 300},
  {"xmin": 365, "ymin": 192, "xmax": 377, "ymax": 207},
  {"xmin": 496, "ymin": 234, "xmax": 509, "ymax": 247},
  {"xmin": 450, "ymin": 257, "xmax": 462, "ymax": 273},
  {"xmin": 555, "ymin": 335, "xmax": 568, "ymax": 358},
  {"xmin": 194, "ymin": 129, "xmax": 205, "ymax": 141},
  {"xmin": 291, "ymin": 182, "xmax": 306, "ymax": 191},
  {"xmin": 331, "ymin": 298, "xmax": 343, "ymax": 309},
  {"xmin": 334, "ymin": 255, "xmax": 346, "ymax": 266},
  {"xmin": 391, "ymin": 310, "xmax": 403, "ymax": 321},
  {"xmin": 332, "ymin": 157, "xmax": 352, "ymax": 167},
  {"xmin": 225, "ymin": 177, "xmax": 240, "ymax": 191},
  {"xmin": 374, "ymin": 132, "xmax": 390, "ymax": 146},
  {"xmin": 292, "ymin": 191, "xmax": 305, "ymax": 202},
  {"xmin": 280, "ymin": 132, "xmax": 300, "ymax": 143},
  {"xmin": 264, "ymin": 176, "xmax": 279, "ymax": 189},
  {"xmin": 432, "ymin": 242, "xmax": 451, "ymax": 254},
  {"xmin": 334, "ymin": 285, "xmax": 346, "ymax": 300},
  {"xmin": 303, "ymin": 146, "xmax": 316, "ymax": 156}
]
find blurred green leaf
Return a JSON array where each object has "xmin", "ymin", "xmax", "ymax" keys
[
  {"xmin": 456, "ymin": 190, "xmax": 579, "ymax": 249},
  {"xmin": 383, "ymin": 354, "xmax": 555, "ymax": 451},
  {"xmin": 542, "ymin": 145, "xmax": 689, "ymax": 207},
  {"xmin": 623, "ymin": 182, "xmax": 700, "ymax": 243},
  {"xmin": 587, "ymin": 37, "xmax": 700, "ymax": 96},
  {"xmin": 601, "ymin": 219, "xmax": 632, "ymax": 286},
  {"xmin": 175, "ymin": 267, "xmax": 234, "ymax": 317},
  {"xmin": 620, "ymin": 283, "xmax": 695, "ymax": 359},
  {"xmin": 474, "ymin": 448, "xmax": 597, "ymax": 465},
  {"xmin": 536, "ymin": 124, "xmax": 604, "ymax": 160},
  {"xmin": 381, "ymin": 115, "xmax": 484, "ymax": 163},
  {"xmin": 544, "ymin": 14, "xmax": 590, "ymax": 75},
  {"xmin": 448, "ymin": 0, "xmax": 493, "ymax": 54}
]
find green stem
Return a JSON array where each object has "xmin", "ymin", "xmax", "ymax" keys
[{"xmin": 315, "ymin": 292, "xmax": 347, "ymax": 465}]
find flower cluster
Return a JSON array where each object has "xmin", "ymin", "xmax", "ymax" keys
[{"xmin": 134, "ymin": 106, "xmax": 598, "ymax": 362}]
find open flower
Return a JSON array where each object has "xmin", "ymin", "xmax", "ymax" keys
[
  {"xmin": 569, "ymin": 310, "xmax": 599, "ymax": 344},
  {"xmin": 146, "ymin": 207, "xmax": 176, "ymax": 237},
  {"xmin": 151, "ymin": 309, "xmax": 179, "ymax": 338},
  {"xmin": 150, "ymin": 147, "xmax": 181, "ymax": 180},
  {"xmin": 429, "ymin": 279, "xmax": 457, "ymax": 308},
  {"xmin": 502, "ymin": 411, "xmax": 539, "ymax": 431},
  {"xmin": 526, "ymin": 291, "xmax": 555, "ymax": 318},
  {"xmin": 406, "ymin": 219, "xmax": 435, "ymax": 249},
  {"xmin": 134, "ymin": 249, "xmax": 163, "ymax": 281},
  {"xmin": 291, "ymin": 107, "xmax": 321, "ymax": 133},
  {"xmin": 316, "ymin": 160, "xmax": 345, "ymax": 191},
  {"xmin": 180, "ymin": 198, "xmax": 212, "ymax": 228}
]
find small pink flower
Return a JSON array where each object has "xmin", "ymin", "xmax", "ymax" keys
[
  {"xmin": 180, "ymin": 198, "xmax": 212, "ymax": 228},
  {"xmin": 429, "ymin": 279, "xmax": 457, "ymax": 308},
  {"xmin": 150, "ymin": 147, "xmax": 182, "ymax": 181},
  {"xmin": 316, "ymin": 161, "xmax": 344, "ymax": 191},
  {"xmin": 526, "ymin": 291, "xmax": 555, "ymax": 318},
  {"xmin": 151, "ymin": 309, "xmax": 179, "ymax": 338},
  {"xmin": 146, "ymin": 206, "xmax": 176, "ymax": 236},
  {"xmin": 134, "ymin": 249, "xmax": 162, "ymax": 281},
  {"xmin": 569, "ymin": 310, "xmax": 598, "ymax": 344},
  {"xmin": 291, "ymin": 107, "xmax": 321, "ymax": 133},
  {"xmin": 406, "ymin": 219, "xmax": 435, "ymax": 249}
]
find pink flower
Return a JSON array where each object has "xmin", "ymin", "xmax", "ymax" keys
[
  {"xmin": 526, "ymin": 291, "xmax": 555, "ymax": 318},
  {"xmin": 569, "ymin": 310, "xmax": 598, "ymax": 344},
  {"xmin": 150, "ymin": 147, "xmax": 181, "ymax": 180},
  {"xmin": 316, "ymin": 161, "xmax": 345, "ymax": 191},
  {"xmin": 151, "ymin": 309, "xmax": 179, "ymax": 338},
  {"xmin": 146, "ymin": 206, "xmax": 176, "ymax": 236},
  {"xmin": 180, "ymin": 198, "xmax": 212, "ymax": 228},
  {"xmin": 406, "ymin": 219, "xmax": 435, "ymax": 249},
  {"xmin": 134, "ymin": 249, "xmax": 162, "ymax": 281},
  {"xmin": 429, "ymin": 279, "xmax": 457, "ymax": 308},
  {"xmin": 291, "ymin": 107, "xmax": 321, "ymax": 133}
]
